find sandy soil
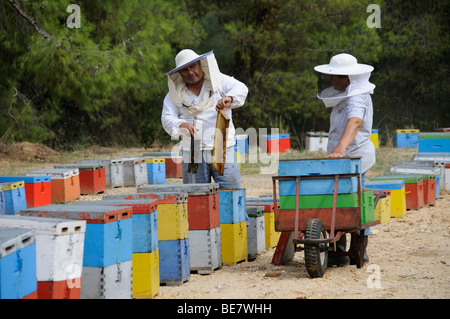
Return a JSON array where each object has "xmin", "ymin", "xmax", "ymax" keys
[{"xmin": 1, "ymin": 142, "xmax": 449, "ymax": 300}]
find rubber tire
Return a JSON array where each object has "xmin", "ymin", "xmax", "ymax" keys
[{"xmin": 304, "ymin": 219, "xmax": 328, "ymax": 278}]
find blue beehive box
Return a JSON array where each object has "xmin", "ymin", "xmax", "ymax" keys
[
  {"xmin": 20, "ymin": 204, "xmax": 132, "ymax": 267},
  {"xmin": 219, "ymin": 189, "xmax": 247, "ymax": 224},
  {"xmin": 235, "ymin": 134, "xmax": 249, "ymax": 154},
  {"xmin": 0, "ymin": 227, "xmax": 37, "ymax": 299},
  {"xmin": 418, "ymin": 132, "xmax": 450, "ymax": 153},
  {"xmin": 159, "ymin": 238, "xmax": 190, "ymax": 285},
  {"xmin": 364, "ymin": 179, "xmax": 405, "ymax": 191},
  {"xmin": 393, "ymin": 129, "xmax": 419, "ymax": 148},
  {"xmin": 74, "ymin": 199, "xmax": 159, "ymax": 254},
  {"xmin": 278, "ymin": 158, "xmax": 361, "ymax": 196},
  {"xmin": 146, "ymin": 158, "xmax": 166, "ymax": 184},
  {"xmin": 0, "ymin": 181, "xmax": 27, "ymax": 215},
  {"xmin": 0, "ymin": 185, "xmax": 6, "ymax": 215}
]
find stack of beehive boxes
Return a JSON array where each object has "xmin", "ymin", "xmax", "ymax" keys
[
  {"xmin": 0, "ymin": 227, "xmax": 37, "ymax": 299},
  {"xmin": 218, "ymin": 188, "xmax": 248, "ymax": 265},
  {"xmin": 72, "ymin": 198, "xmax": 159, "ymax": 298},
  {"xmin": 21, "ymin": 204, "xmax": 133, "ymax": 299},
  {"xmin": 277, "ymin": 158, "xmax": 375, "ymax": 229},
  {"xmin": 138, "ymin": 183, "xmax": 222, "ymax": 275},
  {"xmin": 246, "ymin": 197, "xmax": 280, "ymax": 250},
  {"xmin": 0, "ymin": 215, "xmax": 85, "ymax": 299}
]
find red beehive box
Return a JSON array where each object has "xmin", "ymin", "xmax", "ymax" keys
[
  {"xmin": 187, "ymin": 192, "xmax": 220, "ymax": 230},
  {"xmin": 261, "ymin": 134, "xmax": 291, "ymax": 153},
  {"xmin": 55, "ymin": 164, "xmax": 106, "ymax": 195},
  {"xmin": 422, "ymin": 175, "xmax": 436, "ymax": 206}
]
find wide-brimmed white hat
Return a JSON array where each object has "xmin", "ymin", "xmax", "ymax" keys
[
  {"xmin": 314, "ymin": 53, "xmax": 373, "ymax": 75},
  {"xmin": 165, "ymin": 49, "xmax": 214, "ymax": 76}
]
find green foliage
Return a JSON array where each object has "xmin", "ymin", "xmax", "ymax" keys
[{"xmin": 0, "ymin": 0, "xmax": 448, "ymax": 149}]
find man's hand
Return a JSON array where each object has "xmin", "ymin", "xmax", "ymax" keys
[
  {"xmin": 179, "ymin": 122, "xmax": 198, "ymax": 137},
  {"xmin": 216, "ymin": 96, "xmax": 233, "ymax": 111}
]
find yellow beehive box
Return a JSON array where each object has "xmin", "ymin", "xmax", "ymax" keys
[
  {"xmin": 265, "ymin": 212, "xmax": 280, "ymax": 249},
  {"xmin": 370, "ymin": 129, "xmax": 379, "ymax": 149},
  {"xmin": 158, "ymin": 202, "xmax": 188, "ymax": 241},
  {"xmin": 390, "ymin": 188, "xmax": 407, "ymax": 219},
  {"xmin": 374, "ymin": 196, "xmax": 391, "ymax": 223},
  {"xmin": 132, "ymin": 248, "xmax": 159, "ymax": 299},
  {"xmin": 220, "ymin": 221, "xmax": 248, "ymax": 265}
]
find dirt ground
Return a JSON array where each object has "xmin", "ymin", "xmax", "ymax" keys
[{"xmin": 1, "ymin": 142, "xmax": 449, "ymax": 300}]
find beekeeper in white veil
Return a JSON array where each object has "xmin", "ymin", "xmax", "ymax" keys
[
  {"xmin": 161, "ymin": 49, "xmax": 249, "ymax": 190},
  {"xmin": 314, "ymin": 53, "xmax": 376, "ymax": 265}
]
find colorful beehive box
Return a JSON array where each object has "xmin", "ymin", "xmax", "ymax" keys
[
  {"xmin": 188, "ymin": 227, "xmax": 222, "ymax": 275},
  {"xmin": 361, "ymin": 190, "xmax": 375, "ymax": 224},
  {"xmin": 305, "ymin": 132, "xmax": 328, "ymax": 152},
  {"xmin": 159, "ymin": 238, "xmax": 190, "ymax": 285},
  {"xmin": 146, "ymin": 158, "xmax": 166, "ymax": 184},
  {"xmin": 246, "ymin": 199, "xmax": 280, "ymax": 249},
  {"xmin": 55, "ymin": 163, "xmax": 106, "ymax": 195},
  {"xmin": 0, "ymin": 176, "xmax": 51, "ymax": 208},
  {"xmin": 20, "ymin": 205, "xmax": 132, "ymax": 267},
  {"xmin": 235, "ymin": 134, "xmax": 249, "ymax": 154},
  {"xmin": 246, "ymin": 206, "xmax": 266, "ymax": 255},
  {"xmin": 132, "ymin": 248, "xmax": 159, "ymax": 298},
  {"xmin": 121, "ymin": 157, "xmax": 148, "ymax": 187},
  {"xmin": 0, "ymin": 227, "xmax": 37, "ymax": 299},
  {"xmin": 279, "ymin": 193, "xmax": 360, "ymax": 209},
  {"xmin": 370, "ymin": 175, "xmax": 424, "ymax": 210},
  {"xmin": 391, "ymin": 161, "xmax": 441, "ymax": 198},
  {"xmin": 418, "ymin": 132, "xmax": 450, "ymax": 153},
  {"xmin": 0, "ymin": 181, "xmax": 27, "ymax": 215},
  {"xmin": 21, "ymin": 204, "xmax": 133, "ymax": 299},
  {"xmin": 220, "ymin": 221, "xmax": 248, "ymax": 265},
  {"xmin": 143, "ymin": 152, "xmax": 183, "ymax": 179},
  {"xmin": 370, "ymin": 129, "xmax": 379, "ymax": 149},
  {"xmin": 365, "ymin": 180, "xmax": 406, "ymax": 218},
  {"xmin": 374, "ymin": 195, "xmax": 391, "ymax": 224},
  {"xmin": 139, "ymin": 183, "xmax": 220, "ymax": 230},
  {"xmin": 26, "ymin": 168, "xmax": 80, "ymax": 203},
  {"xmin": 278, "ymin": 158, "xmax": 361, "ymax": 196},
  {"xmin": 0, "ymin": 215, "xmax": 85, "ymax": 299},
  {"xmin": 103, "ymin": 191, "xmax": 188, "ymax": 203},
  {"xmin": 73, "ymin": 198, "xmax": 159, "ymax": 299},
  {"xmin": 157, "ymin": 198, "xmax": 188, "ymax": 241},
  {"xmin": 77, "ymin": 159, "xmax": 124, "ymax": 188},
  {"xmin": 393, "ymin": 129, "xmax": 419, "ymax": 148},
  {"xmin": 73, "ymin": 199, "xmax": 158, "ymax": 254},
  {"xmin": 0, "ymin": 185, "xmax": 5, "ymax": 215},
  {"xmin": 187, "ymin": 192, "xmax": 220, "ymax": 230},
  {"xmin": 260, "ymin": 134, "xmax": 291, "ymax": 153},
  {"xmin": 82, "ymin": 260, "xmax": 132, "ymax": 299},
  {"xmin": 219, "ymin": 188, "xmax": 247, "ymax": 224}
]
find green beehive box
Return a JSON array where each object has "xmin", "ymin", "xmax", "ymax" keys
[
  {"xmin": 279, "ymin": 193, "xmax": 359, "ymax": 209},
  {"xmin": 361, "ymin": 190, "xmax": 375, "ymax": 224}
]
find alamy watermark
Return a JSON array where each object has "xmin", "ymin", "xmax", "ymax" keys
[
  {"xmin": 366, "ymin": 264, "xmax": 382, "ymax": 288},
  {"xmin": 366, "ymin": 4, "xmax": 381, "ymax": 28},
  {"xmin": 66, "ymin": 4, "xmax": 81, "ymax": 28}
]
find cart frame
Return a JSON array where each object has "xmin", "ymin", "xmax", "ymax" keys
[{"xmin": 271, "ymin": 173, "xmax": 380, "ymax": 272}]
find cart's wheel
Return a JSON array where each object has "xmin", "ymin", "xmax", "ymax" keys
[{"xmin": 304, "ymin": 219, "xmax": 328, "ymax": 278}]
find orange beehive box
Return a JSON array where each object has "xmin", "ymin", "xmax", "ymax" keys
[{"xmin": 27, "ymin": 169, "xmax": 81, "ymax": 203}]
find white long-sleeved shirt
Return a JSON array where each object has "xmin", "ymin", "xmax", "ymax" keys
[
  {"xmin": 161, "ymin": 73, "xmax": 248, "ymax": 151},
  {"xmin": 327, "ymin": 93, "xmax": 376, "ymax": 173}
]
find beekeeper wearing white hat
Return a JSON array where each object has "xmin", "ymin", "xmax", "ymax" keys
[
  {"xmin": 314, "ymin": 53, "xmax": 376, "ymax": 266},
  {"xmin": 161, "ymin": 49, "xmax": 248, "ymax": 189}
]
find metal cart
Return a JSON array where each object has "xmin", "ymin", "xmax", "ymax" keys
[{"xmin": 271, "ymin": 172, "xmax": 382, "ymax": 278}]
